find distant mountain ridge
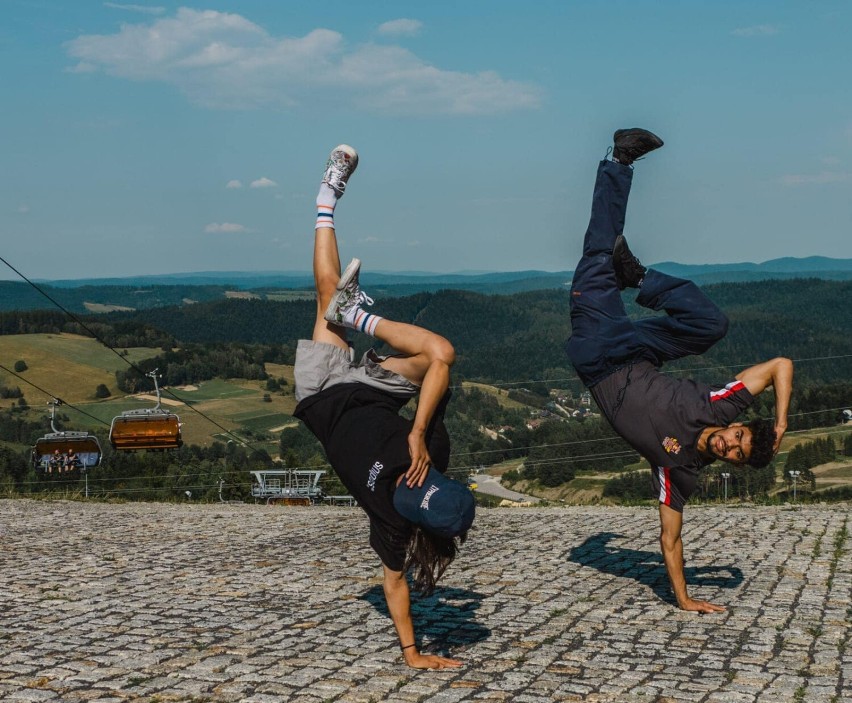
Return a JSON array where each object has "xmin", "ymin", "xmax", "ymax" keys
[
  {"xmin": 38, "ymin": 269, "xmax": 559, "ymax": 290},
  {"xmin": 35, "ymin": 255, "xmax": 852, "ymax": 290},
  {"xmin": 1, "ymin": 256, "xmax": 849, "ymax": 314}
]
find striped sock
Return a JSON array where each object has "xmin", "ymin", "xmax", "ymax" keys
[
  {"xmin": 347, "ymin": 307, "xmax": 383, "ymax": 337},
  {"xmin": 315, "ymin": 183, "xmax": 337, "ymax": 230}
]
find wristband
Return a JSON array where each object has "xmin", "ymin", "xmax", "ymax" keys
[{"xmin": 401, "ymin": 643, "xmax": 416, "ymax": 651}]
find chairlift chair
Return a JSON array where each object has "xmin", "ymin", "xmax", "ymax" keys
[
  {"xmin": 109, "ymin": 370, "xmax": 183, "ymax": 451},
  {"xmin": 32, "ymin": 400, "xmax": 102, "ymax": 472}
]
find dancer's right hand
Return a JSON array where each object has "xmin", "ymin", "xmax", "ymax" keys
[
  {"xmin": 404, "ymin": 650, "xmax": 463, "ymax": 669},
  {"xmin": 680, "ymin": 597, "xmax": 726, "ymax": 614}
]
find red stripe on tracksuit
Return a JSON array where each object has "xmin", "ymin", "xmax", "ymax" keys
[
  {"xmin": 710, "ymin": 380, "xmax": 746, "ymax": 402},
  {"xmin": 658, "ymin": 466, "xmax": 671, "ymax": 506}
]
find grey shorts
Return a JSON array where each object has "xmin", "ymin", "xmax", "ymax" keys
[{"xmin": 294, "ymin": 339, "xmax": 420, "ymax": 403}]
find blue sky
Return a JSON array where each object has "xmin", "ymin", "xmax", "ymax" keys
[{"xmin": 1, "ymin": 1, "xmax": 850, "ymax": 280}]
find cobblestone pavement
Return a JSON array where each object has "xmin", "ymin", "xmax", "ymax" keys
[{"xmin": 0, "ymin": 500, "xmax": 849, "ymax": 703}]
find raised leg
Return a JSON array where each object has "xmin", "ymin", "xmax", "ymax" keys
[
  {"xmin": 633, "ymin": 270, "xmax": 729, "ymax": 363},
  {"xmin": 310, "ymin": 145, "xmax": 359, "ymax": 351},
  {"xmin": 309, "ymin": 144, "xmax": 455, "ymax": 386},
  {"xmin": 311, "ymin": 226, "xmax": 349, "ymax": 350},
  {"xmin": 374, "ymin": 319, "xmax": 455, "ymax": 386},
  {"xmin": 565, "ymin": 159, "xmax": 645, "ymax": 386}
]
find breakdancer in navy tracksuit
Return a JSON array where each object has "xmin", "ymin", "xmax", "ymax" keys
[{"xmin": 565, "ymin": 129, "xmax": 793, "ymax": 613}]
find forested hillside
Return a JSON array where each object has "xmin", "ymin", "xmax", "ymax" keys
[
  {"xmin": 2, "ymin": 277, "xmax": 849, "ymax": 503},
  {"xmin": 97, "ymin": 278, "xmax": 852, "ymax": 387},
  {"xmin": 3, "ymin": 278, "xmax": 850, "ymax": 387},
  {"xmin": 3, "ymin": 257, "xmax": 851, "ymax": 314}
]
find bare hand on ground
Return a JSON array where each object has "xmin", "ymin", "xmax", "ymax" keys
[
  {"xmin": 405, "ymin": 651, "xmax": 463, "ymax": 669},
  {"xmin": 680, "ymin": 598, "xmax": 726, "ymax": 614}
]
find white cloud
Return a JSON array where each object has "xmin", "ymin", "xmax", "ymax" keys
[
  {"xmin": 781, "ymin": 171, "xmax": 851, "ymax": 186},
  {"xmin": 103, "ymin": 2, "xmax": 165, "ymax": 15},
  {"xmin": 204, "ymin": 222, "xmax": 247, "ymax": 233},
  {"xmin": 225, "ymin": 179, "xmax": 243, "ymax": 189},
  {"xmin": 731, "ymin": 24, "xmax": 780, "ymax": 37},
  {"xmin": 377, "ymin": 19, "xmax": 423, "ymax": 37},
  {"xmin": 65, "ymin": 8, "xmax": 540, "ymax": 115},
  {"xmin": 250, "ymin": 177, "xmax": 277, "ymax": 188},
  {"xmin": 17, "ymin": 204, "xmax": 30, "ymax": 214},
  {"xmin": 67, "ymin": 62, "xmax": 97, "ymax": 74},
  {"xmin": 821, "ymin": 156, "xmax": 841, "ymax": 166}
]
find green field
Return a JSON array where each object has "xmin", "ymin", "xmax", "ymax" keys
[
  {"xmin": 0, "ymin": 334, "xmax": 299, "ymax": 454},
  {"xmin": 0, "ymin": 334, "xmax": 156, "ymax": 404},
  {"xmin": 170, "ymin": 379, "xmax": 255, "ymax": 402},
  {"xmin": 462, "ymin": 381, "xmax": 529, "ymax": 411},
  {"xmin": 227, "ymin": 412, "xmax": 293, "ymax": 432}
]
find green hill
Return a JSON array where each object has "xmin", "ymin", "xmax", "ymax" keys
[
  {"xmin": 0, "ymin": 334, "xmax": 298, "ymax": 450},
  {"xmin": 100, "ymin": 278, "xmax": 852, "ymax": 388},
  {"xmin": 1, "ymin": 278, "xmax": 850, "ymax": 504}
]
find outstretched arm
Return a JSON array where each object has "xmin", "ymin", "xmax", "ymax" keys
[
  {"xmin": 736, "ymin": 357, "xmax": 794, "ymax": 451},
  {"xmin": 382, "ymin": 565, "xmax": 462, "ymax": 670},
  {"xmin": 658, "ymin": 504, "xmax": 726, "ymax": 614}
]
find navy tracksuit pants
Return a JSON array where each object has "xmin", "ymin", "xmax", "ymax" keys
[{"xmin": 565, "ymin": 159, "xmax": 729, "ymax": 388}]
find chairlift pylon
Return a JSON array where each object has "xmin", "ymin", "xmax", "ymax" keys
[
  {"xmin": 32, "ymin": 399, "xmax": 102, "ymax": 473},
  {"xmin": 109, "ymin": 369, "xmax": 183, "ymax": 451}
]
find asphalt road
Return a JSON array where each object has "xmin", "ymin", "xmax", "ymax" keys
[{"xmin": 469, "ymin": 472, "xmax": 541, "ymax": 503}]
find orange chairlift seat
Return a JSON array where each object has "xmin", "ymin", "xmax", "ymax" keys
[
  {"xmin": 109, "ymin": 370, "xmax": 183, "ymax": 451},
  {"xmin": 32, "ymin": 400, "xmax": 102, "ymax": 472}
]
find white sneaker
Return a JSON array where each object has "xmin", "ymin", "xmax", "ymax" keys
[
  {"xmin": 323, "ymin": 258, "xmax": 375, "ymax": 328},
  {"xmin": 321, "ymin": 145, "xmax": 359, "ymax": 197}
]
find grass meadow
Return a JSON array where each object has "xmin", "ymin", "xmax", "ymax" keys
[{"xmin": 0, "ymin": 334, "xmax": 298, "ymax": 451}]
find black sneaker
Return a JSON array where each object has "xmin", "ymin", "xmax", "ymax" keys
[
  {"xmin": 612, "ymin": 128, "xmax": 664, "ymax": 165},
  {"xmin": 613, "ymin": 235, "xmax": 646, "ymax": 290}
]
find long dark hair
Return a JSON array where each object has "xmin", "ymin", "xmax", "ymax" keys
[{"xmin": 403, "ymin": 527, "xmax": 467, "ymax": 595}]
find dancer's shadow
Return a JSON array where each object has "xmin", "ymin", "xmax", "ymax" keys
[
  {"xmin": 359, "ymin": 585, "xmax": 490, "ymax": 655},
  {"xmin": 567, "ymin": 532, "xmax": 743, "ymax": 605}
]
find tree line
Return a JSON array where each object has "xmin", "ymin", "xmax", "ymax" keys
[
  {"xmin": 3, "ymin": 278, "xmax": 851, "ymax": 390},
  {"xmin": 114, "ymin": 343, "xmax": 293, "ymax": 392},
  {"xmin": 2, "ymin": 277, "xmax": 850, "ymax": 501}
]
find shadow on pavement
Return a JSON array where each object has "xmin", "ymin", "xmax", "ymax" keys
[
  {"xmin": 567, "ymin": 532, "xmax": 744, "ymax": 605},
  {"xmin": 359, "ymin": 585, "xmax": 491, "ymax": 655}
]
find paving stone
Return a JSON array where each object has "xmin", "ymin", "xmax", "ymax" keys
[{"xmin": 1, "ymin": 499, "xmax": 850, "ymax": 702}]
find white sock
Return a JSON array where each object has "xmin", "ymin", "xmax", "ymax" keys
[
  {"xmin": 316, "ymin": 183, "xmax": 338, "ymax": 230},
  {"xmin": 345, "ymin": 307, "xmax": 383, "ymax": 336}
]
